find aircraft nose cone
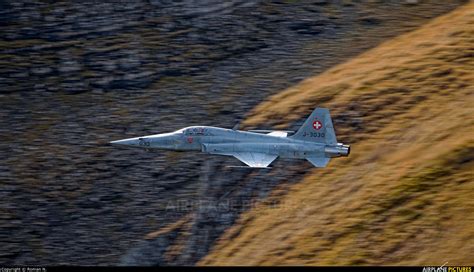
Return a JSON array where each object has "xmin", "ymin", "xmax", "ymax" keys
[{"xmin": 109, "ymin": 138, "xmax": 139, "ymax": 147}]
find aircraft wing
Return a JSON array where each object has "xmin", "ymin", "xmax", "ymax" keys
[{"xmin": 233, "ymin": 152, "xmax": 277, "ymax": 168}]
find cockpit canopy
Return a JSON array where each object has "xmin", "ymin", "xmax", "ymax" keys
[{"xmin": 177, "ymin": 126, "xmax": 210, "ymax": 136}]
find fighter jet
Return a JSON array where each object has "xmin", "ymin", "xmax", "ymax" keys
[{"xmin": 110, "ymin": 108, "xmax": 350, "ymax": 168}]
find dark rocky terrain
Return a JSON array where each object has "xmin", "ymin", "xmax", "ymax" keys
[{"xmin": 0, "ymin": 0, "xmax": 466, "ymax": 265}]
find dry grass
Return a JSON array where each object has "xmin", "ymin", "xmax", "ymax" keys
[{"xmin": 201, "ymin": 3, "xmax": 474, "ymax": 266}]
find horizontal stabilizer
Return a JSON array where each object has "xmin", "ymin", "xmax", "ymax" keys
[
  {"xmin": 248, "ymin": 130, "xmax": 295, "ymax": 135},
  {"xmin": 233, "ymin": 152, "xmax": 277, "ymax": 168},
  {"xmin": 306, "ymin": 157, "xmax": 330, "ymax": 168},
  {"xmin": 267, "ymin": 131, "xmax": 288, "ymax": 137}
]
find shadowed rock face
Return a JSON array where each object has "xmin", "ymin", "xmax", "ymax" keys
[{"xmin": 0, "ymin": 0, "xmax": 466, "ymax": 266}]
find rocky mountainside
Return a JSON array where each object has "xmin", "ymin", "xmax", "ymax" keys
[
  {"xmin": 202, "ymin": 3, "xmax": 474, "ymax": 265},
  {"xmin": 0, "ymin": 0, "xmax": 467, "ymax": 265}
]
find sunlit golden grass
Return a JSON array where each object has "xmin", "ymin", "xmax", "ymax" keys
[{"xmin": 201, "ymin": 3, "xmax": 474, "ymax": 265}]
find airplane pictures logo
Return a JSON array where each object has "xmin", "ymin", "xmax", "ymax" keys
[
  {"xmin": 423, "ymin": 264, "xmax": 472, "ymax": 272},
  {"xmin": 313, "ymin": 120, "xmax": 322, "ymax": 130}
]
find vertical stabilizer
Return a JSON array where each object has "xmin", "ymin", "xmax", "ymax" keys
[{"xmin": 291, "ymin": 108, "xmax": 337, "ymax": 145}]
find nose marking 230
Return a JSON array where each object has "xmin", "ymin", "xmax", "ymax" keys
[{"xmin": 139, "ymin": 138, "xmax": 150, "ymax": 146}]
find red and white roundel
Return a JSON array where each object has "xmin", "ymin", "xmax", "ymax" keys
[{"xmin": 313, "ymin": 120, "xmax": 323, "ymax": 130}]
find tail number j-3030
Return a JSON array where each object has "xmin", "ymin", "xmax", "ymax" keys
[{"xmin": 303, "ymin": 132, "xmax": 325, "ymax": 138}]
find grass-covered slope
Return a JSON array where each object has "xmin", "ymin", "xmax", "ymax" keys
[{"xmin": 201, "ymin": 3, "xmax": 474, "ymax": 265}]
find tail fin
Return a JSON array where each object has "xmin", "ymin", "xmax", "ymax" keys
[{"xmin": 291, "ymin": 108, "xmax": 337, "ymax": 145}]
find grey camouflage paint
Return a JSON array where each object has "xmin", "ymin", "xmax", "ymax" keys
[{"xmin": 111, "ymin": 108, "xmax": 350, "ymax": 168}]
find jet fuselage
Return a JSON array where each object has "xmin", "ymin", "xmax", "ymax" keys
[{"xmin": 110, "ymin": 108, "xmax": 350, "ymax": 168}]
